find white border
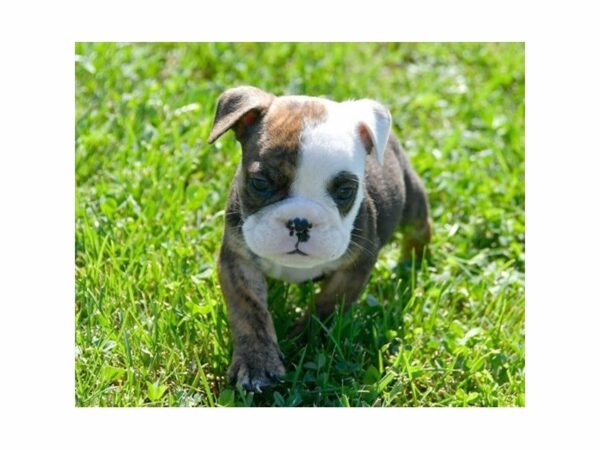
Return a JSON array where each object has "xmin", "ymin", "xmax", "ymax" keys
[{"xmin": 1, "ymin": 0, "xmax": 599, "ymax": 448}]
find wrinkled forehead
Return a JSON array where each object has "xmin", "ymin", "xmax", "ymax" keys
[
  {"xmin": 250, "ymin": 96, "xmax": 366, "ymax": 180},
  {"xmin": 297, "ymin": 101, "xmax": 368, "ymax": 197},
  {"xmin": 260, "ymin": 96, "xmax": 328, "ymax": 151},
  {"xmin": 300, "ymin": 110, "xmax": 366, "ymax": 172},
  {"xmin": 241, "ymin": 96, "xmax": 324, "ymax": 170}
]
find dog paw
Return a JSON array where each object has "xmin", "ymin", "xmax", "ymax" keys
[{"xmin": 228, "ymin": 347, "xmax": 286, "ymax": 393}]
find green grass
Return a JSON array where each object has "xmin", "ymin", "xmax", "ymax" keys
[{"xmin": 75, "ymin": 42, "xmax": 524, "ymax": 407}]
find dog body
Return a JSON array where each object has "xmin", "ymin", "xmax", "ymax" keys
[{"xmin": 208, "ymin": 86, "xmax": 431, "ymax": 391}]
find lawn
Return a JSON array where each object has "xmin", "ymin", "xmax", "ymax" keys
[{"xmin": 75, "ymin": 42, "xmax": 525, "ymax": 407}]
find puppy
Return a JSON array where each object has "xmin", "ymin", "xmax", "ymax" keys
[{"xmin": 208, "ymin": 86, "xmax": 432, "ymax": 392}]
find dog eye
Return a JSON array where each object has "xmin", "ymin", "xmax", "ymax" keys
[
  {"xmin": 250, "ymin": 176, "xmax": 271, "ymax": 193},
  {"xmin": 334, "ymin": 185, "xmax": 356, "ymax": 201}
]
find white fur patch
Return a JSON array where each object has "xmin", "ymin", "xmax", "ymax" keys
[
  {"xmin": 242, "ymin": 196, "xmax": 347, "ymax": 269},
  {"xmin": 261, "ymin": 257, "xmax": 346, "ymax": 284}
]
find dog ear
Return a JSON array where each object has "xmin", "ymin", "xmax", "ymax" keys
[
  {"xmin": 208, "ymin": 86, "xmax": 274, "ymax": 144},
  {"xmin": 354, "ymin": 99, "xmax": 392, "ymax": 165}
]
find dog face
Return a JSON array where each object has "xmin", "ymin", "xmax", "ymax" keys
[{"xmin": 209, "ymin": 87, "xmax": 391, "ymax": 269}]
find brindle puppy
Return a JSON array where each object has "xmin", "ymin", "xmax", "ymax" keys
[{"xmin": 208, "ymin": 86, "xmax": 431, "ymax": 392}]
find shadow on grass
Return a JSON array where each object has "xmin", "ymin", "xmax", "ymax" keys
[{"xmin": 218, "ymin": 257, "xmax": 428, "ymax": 407}]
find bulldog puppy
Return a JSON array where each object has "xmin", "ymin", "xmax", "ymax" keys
[{"xmin": 208, "ymin": 86, "xmax": 432, "ymax": 392}]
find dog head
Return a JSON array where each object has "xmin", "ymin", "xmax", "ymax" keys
[{"xmin": 208, "ymin": 86, "xmax": 391, "ymax": 269}]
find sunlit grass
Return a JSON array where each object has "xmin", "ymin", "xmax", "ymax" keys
[{"xmin": 75, "ymin": 42, "xmax": 524, "ymax": 406}]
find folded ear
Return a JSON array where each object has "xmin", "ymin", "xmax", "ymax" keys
[
  {"xmin": 207, "ymin": 86, "xmax": 274, "ymax": 144},
  {"xmin": 354, "ymin": 99, "xmax": 392, "ymax": 164}
]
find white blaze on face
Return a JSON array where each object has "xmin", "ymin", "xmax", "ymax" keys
[
  {"xmin": 287, "ymin": 101, "xmax": 368, "ymax": 260},
  {"xmin": 242, "ymin": 97, "xmax": 391, "ymax": 278}
]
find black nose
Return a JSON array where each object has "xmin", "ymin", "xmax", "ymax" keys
[{"xmin": 286, "ymin": 217, "xmax": 313, "ymax": 241}]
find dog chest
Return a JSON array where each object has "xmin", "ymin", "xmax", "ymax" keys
[{"xmin": 260, "ymin": 258, "xmax": 345, "ymax": 283}]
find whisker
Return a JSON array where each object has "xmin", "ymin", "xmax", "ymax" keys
[
  {"xmin": 348, "ymin": 240, "xmax": 378, "ymax": 260},
  {"xmin": 350, "ymin": 234, "xmax": 378, "ymax": 251}
]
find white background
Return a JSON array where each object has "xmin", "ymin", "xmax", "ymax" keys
[{"xmin": 0, "ymin": 0, "xmax": 599, "ymax": 448}]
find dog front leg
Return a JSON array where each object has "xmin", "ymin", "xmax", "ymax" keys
[
  {"xmin": 289, "ymin": 257, "xmax": 376, "ymax": 337},
  {"xmin": 218, "ymin": 247, "xmax": 285, "ymax": 392},
  {"xmin": 314, "ymin": 260, "xmax": 375, "ymax": 319}
]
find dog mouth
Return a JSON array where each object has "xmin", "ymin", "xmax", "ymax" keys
[{"xmin": 286, "ymin": 248, "xmax": 309, "ymax": 256}]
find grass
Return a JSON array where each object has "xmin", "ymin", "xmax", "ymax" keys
[{"xmin": 75, "ymin": 42, "xmax": 524, "ymax": 407}]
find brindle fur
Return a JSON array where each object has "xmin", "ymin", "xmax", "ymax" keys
[{"xmin": 209, "ymin": 86, "xmax": 431, "ymax": 391}]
